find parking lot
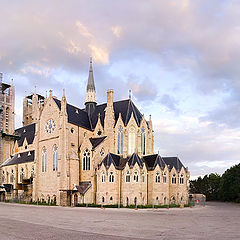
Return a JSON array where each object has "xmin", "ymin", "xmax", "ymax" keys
[{"xmin": 0, "ymin": 201, "xmax": 239, "ymax": 239}]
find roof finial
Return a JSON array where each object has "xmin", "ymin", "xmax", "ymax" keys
[{"xmin": 129, "ymin": 89, "xmax": 132, "ymax": 99}]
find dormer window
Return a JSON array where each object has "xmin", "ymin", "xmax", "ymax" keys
[
  {"xmin": 23, "ymin": 129, "xmax": 26, "ymax": 133},
  {"xmin": 28, "ymin": 151, "xmax": 31, "ymax": 156},
  {"xmin": 75, "ymin": 109, "xmax": 79, "ymax": 114},
  {"xmin": 18, "ymin": 154, "xmax": 21, "ymax": 158}
]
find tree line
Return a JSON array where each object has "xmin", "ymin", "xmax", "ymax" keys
[{"xmin": 189, "ymin": 163, "xmax": 240, "ymax": 203}]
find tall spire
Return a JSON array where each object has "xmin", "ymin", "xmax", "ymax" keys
[
  {"xmin": 86, "ymin": 57, "xmax": 96, "ymax": 92},
  {"xmin": 85, "ymin": 58, "xmax": 97, "ymax": 117}
]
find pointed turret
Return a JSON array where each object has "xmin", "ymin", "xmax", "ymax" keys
[{"xmin": 85, "ymin": 58, "xmax": 97, "ymax": 117}]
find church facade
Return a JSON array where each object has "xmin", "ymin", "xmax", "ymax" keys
[{"xmin": 0, "ymin": 61, "xmax": 190, "ymax": 206}]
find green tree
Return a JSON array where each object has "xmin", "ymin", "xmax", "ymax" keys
[
  {"xmin": 219, "ymin": 163, "xmax": 240, "ymax": 203},
  {"xmin": 189, "ymin": 173, "xmax": 221, "ymax": 201}
]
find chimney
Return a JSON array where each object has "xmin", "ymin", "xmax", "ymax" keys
[{"xmin": 107, "ymin": 89, "xmax": 113, "ymax": 107}]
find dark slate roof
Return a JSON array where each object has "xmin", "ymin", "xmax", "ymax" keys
[
  {"xmin": 53, "ymin": 98, "xmax": 143, "ymax": 130},
  {"xmin": 53, "ymin": 98, "xmax": 91, "ymax": 130},
  {"xmin": 99, "ymin": 153, "xmax": 128, "ymax": 170},
  {"xmin": 128, "ymin": 153, "xmax": 144, "ymax": 168},
  {"xmin": 1, "ymin": 82, "xmax": 10, "ymax": 92},
  {"xmin": 15, "ymin": 123, "xmax": 36, "ymax": 147},
  {"xmin": 162, "ymin": 157, "xmax": 185, "ymax": 172},
  {"xmin": 1, "ymin": 151, "xmax": 35, "ymax": 167},
  {"xmin": 143, "ymin": 154, "xmax": 166, "ymax": 170},
  {"xmin": 76, "ymin": 181, "xmax": 92, "ymax": 194},
  {"xmin": 89, "ymin": 136, "xmax": 107, "ymax": 150}
]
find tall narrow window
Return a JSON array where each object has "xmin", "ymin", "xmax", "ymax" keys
[
  {"xmin": 155, "ymin": 172, "xmax": 160, "ymax": 183},
  {"xmin": 101, "ymin": 172, "xmax": 105, "ymax": 182},
  {"xmin": 109, "ymin": 172, "xmax": 114, "ymax": 182},
  {"xmin": 83, "ymin": 149, "xmax": 90, "ymax": 170},
  {"xmin": 141, "ymin": 128, "xmax": 146, "ymax": 155},
  {"xmin": 117, "ymin": 126, "xmax": 123, "ymax": 154},
  {"xmin": 53, "ymin": 145, "xmax": 58, "ymax": 171},
  {"xmin": 20, "ymin": 168, "xmax": 25, "ymax": 182},
  {"xmin": 2, "ymin": 171, "xmax": 5, "ymax": 183},
  {"xmin": 128, "ymin": 127, "xmax": 136, "ymax": 155},
  {"xmin": 125, "ymin": 171, "xmax": 130, "ymax": 182},
  {"xmin": 180, "ymin": 174, "xmax": 184, "ymax": 184},
  {"xmin": 133, "ymin": 171, "xmax": 139, "ymax": 182},
  {"xmin": 142, "ymin": 172, "xmax": 145, "ymax": 183},
  {"xmin": 172, "ymin": 174, "xmax": 176, "ymax": 184},
  {"xmin": 31, "ymin": 166, "xmax": 34, "ymax": 178},
  {"xmin": 163, "ymin": 172, "xmax": 167, "ymax": 183},
  {"xmin": 5, "ymin": 107, "xmax": 9, "ymax": 132},
  {"xmin": 42, "ymin": 147, "xmax": 47, "ymax": 172},
  {"xmin": 10, "ymin": 170, "xmax": 14, "ymax": 183}
]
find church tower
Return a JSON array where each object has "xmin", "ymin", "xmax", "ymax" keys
[{"xmin": 85, "ymin": 58, "xmax": 97, "ymax": 118}]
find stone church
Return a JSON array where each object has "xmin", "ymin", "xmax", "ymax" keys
[{"xmin": 0, "ymin": 61, "xmax": 190, "ymax": 206}]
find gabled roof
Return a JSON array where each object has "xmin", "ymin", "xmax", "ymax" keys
[
  {"xmin": 1, "ymin": 151, "xmax": 34, "ymax": 167},
  {"xmin": 100, "ymin": 153, "xmax": 121, "ymax": 169},
  {"xmin": 128, "ymin": 153, "xmax": 144, "ymax": 169},
  {"xmin": 89, "ymin": 136, "xmax": 107, "ymax": 150},
  {"xmin": 76, "ymin": 181, "xmax": 92, "ymax": 194},
  {"xmin": 53, "ymin": 98, "xmax": 143, "ymax": 131},
  {"xmin": 99, "ymin": 153, "xmax": 128, "ymax": 170},
  {"xmin": 143, "ymin": 154, "xmax": 166, "ymax": 170},
  {"xmin": 15, "ymin": 123, "xmax": 35, "ymax": 147},
  {"xmin": 162, "ymin": 157, "xmax": 185, "ymax": 172}
]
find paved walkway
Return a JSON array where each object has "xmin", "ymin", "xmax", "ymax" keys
[{"xmin": 0, "ymin": 202, "xmax": 239, "ymax": 239}]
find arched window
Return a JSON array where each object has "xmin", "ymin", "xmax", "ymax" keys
[
  {"xmin": 20, "ymin": 168, "xmax": 25, "ymax": 182},
  {"xmin": 83, "ymin": 149, "xmax": 90, "ymax": 170},
  {"xmin": 101, "ymin": 172, "xmax": 105, "ymax": 182},
  {"xmin": 141, "ymin": 128, "xmax": 146, "ymax": 155},
  {"xmin": 180, "ymin": 174, "xmax": 184, "ymax": 184},
  {"xmin": 2, "ymin": 171, "xmax": 5, "ymax": 183},
  {"xmin": 10, "ymin": 169, "xmax": 14, "ymax": 183},
  {"xmin": 117, "ymin": 126, "xmax": 123, "ymax": 154},
  {"xmin": 110, "ymin": 196, "xmax": 113, "ymax": 204},
  {"xmin": 125, "ymin": 171, "xmax": 130, "ymax": 182},
  {"xmin": 133, "ymin": 171, "xmax": 139, "ymax": 182},
  {"xmin": 155, "ymin": 172, "xmax": 160, "ymax": 183},
  {"xmin": 171, "ymin": 196, "xmax": 176, "ymax": 204},
  {"xmin": 42, "ymin": 147, "xmax": 47, "ymax": 172},
  {"xmin": 53, "ymin": 195, "xmax": 57, "ymax": 205},
  {"xmin": 126, "ymin": 197, "xmax": 129, "ymax": 206},
  {"xmin": 53, "ymin": 145, "xmax": 58, "ymax": 171},
  {"xmin": 5, "ymin": 107, "xmax": 9, "ymax": 132},
  {"xmin": 31, "ymin": 166, "xmax": 34, "ymax": 178},
  {"xmin": 172, "ymin": 174, "xmax": 176, "ymax": 184},
  {"xmin": 142, "ymin": 172, "xmax": 145, "ymax": 182},
  {"xmin": 109, "ymin": 172, "xmax": 114, "ymax": 182},
  {"xmin": 163, "ymin": 172, "xmax": 167, "ymax": 183},
  {"xmin": 102, "ymin": 196, "xmax": 105, "ymax": 203},
  {"xmin": 156, "ymin": 197, "xmax": 159, "ymax": 205},
  {"xmin": 128, "ymin": 127, "xmax": 136, "ymax": 155},
  {"xmin": 134, "ymin": 197, "xmax": 137, "ymax": 206}
]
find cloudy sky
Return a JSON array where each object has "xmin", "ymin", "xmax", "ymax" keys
[{"xmin": 1, "ymin": 0, "xmax": 240, "ymax": 178}]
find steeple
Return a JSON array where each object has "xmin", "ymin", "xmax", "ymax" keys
[{"xmin": 85, "ymin": 58, "xmax": 97, "ymax": 117}]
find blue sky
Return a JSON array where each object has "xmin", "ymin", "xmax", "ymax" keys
[{"xmin": 1, "ymin": 0, "xmax": 240, "ymax": 178}]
